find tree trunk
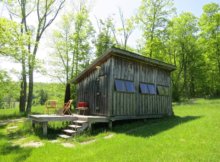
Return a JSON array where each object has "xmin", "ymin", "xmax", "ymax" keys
[
  {"xmin": 19, "ymin": 56, "xmax": 27, "ymax": 113},
  {"xmin": 26, "ymin": 67, "xmax": 33, "ymax": 114},
  {"xmin": 19, "ymin": 78, "xmax": 26, "ymax": 112}
]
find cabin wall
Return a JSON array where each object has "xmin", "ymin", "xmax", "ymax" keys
[
  {"xmin": 110, "ymin": 56, "xmax": 172, "ymax": 117},
  {"xmin": 76, "ymin": 58, "xmax": 112, "ymax": 116}
]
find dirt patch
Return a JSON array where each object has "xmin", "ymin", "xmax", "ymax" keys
[
  {"xmin": 7, "ymin": 126, "xmax": 18, "ymax": 130},
  {"xmin": 81, "ymin": 139, "xmax": 96, "ymax": 145},
  {"xmin": 61, "ymin": 142, "xmax": 75, "ymax": 148},
  {"xmin": 104, "ymin": 134, "xmax": 114, "ymax": 139},
  {"xmin": 21, "ymin": 141, "xmax": 44, "ymax": 148},
  {"xmin": 49, "ymin": 140, "xmax": 59, "ymax": 143}
]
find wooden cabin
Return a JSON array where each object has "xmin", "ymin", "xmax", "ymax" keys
[{"xmin": 72, "ymin": 48, "xmax": 176, "ymax": 121}]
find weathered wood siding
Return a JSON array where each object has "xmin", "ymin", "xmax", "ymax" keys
[
  {"xmin": 76, "ymin": 58, "xmax": 112, "ymax": 116},
  {"xmin": 110, "ymin": 56, "xmax": 172, "ymax": 116},
  {"xmin": 76, "ymin": 54, "xmax": 172, "ymax": 117}
]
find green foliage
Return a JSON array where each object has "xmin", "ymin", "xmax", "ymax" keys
[
  {"xmin": 137, "ymin": 0, "xmax": 175, "ymax": 58},
  {"xmin": 0, "ymin": 18, "xmax": 28, "ymax": 60},
  {"xmin": 95, "ymin": 17, "xmax": 115, "ymax": 57},
  {"xmin": 166, "ymin": 12, "xmax": 201, "ymax": 99},
  {"xmin": 0, "ymin": 71, "xmax": 20, "ymax": 108},
  {"xmin": 198, "ymin": 3, "xmax": 220, "ymax": 96},
  {"xmin": 36, "ymin": 89, "xmax": 48, "ymax": 105},
  {"xmin": 71, "ymin": 4, "xmax": 94, "ymax": 75},
  {"xmin": 34, "ymin": 83, "xmax": 65, "ymax": 105},
  {"xmin": 51, "ymin": 2, "xmax": 94, "ymax": 84}
]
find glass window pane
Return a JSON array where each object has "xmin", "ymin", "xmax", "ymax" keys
[
  {"xmin": 157, "ymin": 86, "xmax": 169, "ymax": 95},
  {"xmin": 147, "ymin": 84, "xmax": 156, "ymax": 94},
  {"xmin": 140, "ymin": 83, "xmax": 147, "ymax": 93},
  {"xmin": 125, "ymin": 81, "xmax": 135, "ymax": 92},
  {"xmin": 157, "ymin": 86, "xmax": 163, "ymax": 95},
  {"xmin": 164, "ymin": 87, "xmax": 169, "ymax": 95},
  {"xmin": 115, "ymin": 80, "xmax": 126, "ymax": 92}
]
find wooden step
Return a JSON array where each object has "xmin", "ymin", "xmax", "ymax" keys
[
  {"xmin": 68, "ymin": 124, "xmax": 82, "ymax": 129},
  {"xmin": 74, "ymin": 120, "xmax": 88, "ymax": 124},
  {"xmin": 58, "ymin": 134, "xmax": 71, "ymax": 139},
  {"xmin": 63, "ymin": 129, "xmax": 76, "ymax": 134}
]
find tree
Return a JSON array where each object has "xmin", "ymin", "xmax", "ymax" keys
[
  {"xmin": 0, "ymin": 70, "xmax": 20, "ymax": 108},
  {"xmin": 37, "ymin": 89, "xmax": 48, "ymax": 105},
  {"xmin": 5, "ymin": 0, "xmax": 65, "ymax": 113},
  {"xmin": 0, "ymin": 17, "xmax": 29, "ymax": 112},
  {"xmin": 95, "ymin": 17, "xmax": 115, "ymax": 57},
  {"xmin": 137, "ymin": 0, "xmax": 175, "ymax": 58},
  {"xmin": 50, "ymin": 13, "xmax": 74, "ymax": 83},
  {"xmin": 50, "ymin": 1, "xmax": 94, "ymax": 103},
  {"xmin": 199, "ymin": 3, "xmax": 220, "ymax": 96},
  {"xmin": 114, "ymin": 8, "xmax": 134, "ymax": 50},
  {"xmin": 167, "ymin": 12, "xmax": 201, "ymax": 100},
  {"xmin": 71, "ymin": 2, "xmax": 94, "ymax": 76}
]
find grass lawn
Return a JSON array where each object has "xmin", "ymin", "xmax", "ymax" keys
[{"xmin": 0, "ymin": 98, "xmax": 220, "ymax": 162}]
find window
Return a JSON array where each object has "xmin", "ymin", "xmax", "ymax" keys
[
  {"xmin": 140, "ymin": 83, "xmax": 156, "ymax": 95},
  {"xmin": 115, "ymin": 80, "xmax": 126, "ymax": 92},
  {"xmin": 157, "ymin": 85, "xmax": 169, "ymax": 96},
  {"xmin": 115, "ymin": 79, "xmax": 135, "ymax": 92},
  {"xmin": 125, "ymin": 81, "xmax": 135, "ymax": 92},
  {"xmin": 140, "ymin": 83, "xmax": 149, "ymax": 94},
  {"xmin": 148, "ymin": 84, "xmax": 156, "ymax": 94}
]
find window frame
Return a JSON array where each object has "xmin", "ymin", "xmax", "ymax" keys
[
  {"xmin": 157, "ymin": 85, "xmax": 169, "ymax": 96},
  {"xmin": 140, "ymin": 82, "xmax": 156, "ymax": 95},
  {"xmin": 114, "ymin": 79, "xmax": 136, "ymax": 93}
]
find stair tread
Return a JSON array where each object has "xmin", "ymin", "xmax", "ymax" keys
[
  {"xmin": 63, "ymin": 129, "xmax": 76, "ymax": 134},
  {"xmin": 68, "ymin": 124, "xmax": 82, "ymax": 128},
  {"xmin": 74, "ymin": 120, "xmax": 88, "ymax": 124},
  {"xmin": 58, "ymin": 134, "xmax": 71, "ymax": 139}
]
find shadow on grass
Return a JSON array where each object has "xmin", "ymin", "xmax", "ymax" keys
[
  {"xmin": 110, "ymin": 115, "xmax": 201, "ymax": 138},
  {"xmin": 88, "ymin": 115, "xmax": 201, "ymax": 139},
  {"xmin": 0, "ymin": 130, "xmax": 32, "ymax": 162},
  {"xmin": 29, "ymin": 115, "xmax": 200, "ymax": 141},
  {"xmin": 32, "ymin": 121, "xmax": 71, "ymax": 140},
  {"xmin": 0, "ymin": 112, "xmax": 26, "ymax": 120}
]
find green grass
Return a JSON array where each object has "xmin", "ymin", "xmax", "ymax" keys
[
  {"xmin": 0, "ymin": 98, "xmax": 220, "ymax": 162},
  {"xmin": 0, "ymin": 105, "xmax": 49, "ymax": 120}
]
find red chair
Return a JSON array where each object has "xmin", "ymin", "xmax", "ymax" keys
[{"xmin": 76, "ymin": 102, "xmax": 88, "ymax": 115}]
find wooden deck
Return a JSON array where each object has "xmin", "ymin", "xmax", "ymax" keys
[
  {"xmin": 29, "ymin": 114, "xmax": 76, "ymax": 136},
  {"xmin": 29, "ymin": 114, "xmax": 110, "ymax": 136}
]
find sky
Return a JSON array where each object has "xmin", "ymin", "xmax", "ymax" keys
[{"xmin": 0, "ymin": 0, "xmax": 219, "ymax": 82}]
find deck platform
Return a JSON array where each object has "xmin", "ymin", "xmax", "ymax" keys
[
  {"xmin": 29, "ymin": 114, "xmax": 110, "ymax": 136},
  {"xmin": 29, "ymin": 114, "xmax": 76, "ymax": 136}
]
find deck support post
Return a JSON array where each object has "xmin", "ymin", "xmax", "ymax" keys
[
  {"xmin": 32, "ymin": 120, "xmax": 36, "ymax": 128},
  {"xmin": 108, "ymin": 120, "xmax": 112, "ymax": 130},
  {"xmin": 42, "ymin": 122, "xmax": 48, "ymax": 136},
  {"xmin": 88, "ymin": 122, "xmax": 92, "ymax": 130}
]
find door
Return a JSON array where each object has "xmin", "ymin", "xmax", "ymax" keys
[{"xmin": 95, "ymin": 75, "xmax": 107, "ymax": 115}]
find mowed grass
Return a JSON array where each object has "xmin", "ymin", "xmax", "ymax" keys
[
  {"xmin": 0, "ymin": 105, "xmax": 45, "ymax": 120},
  {"xmin": 0, "ymin": 98, "xmax": 220, "ymax": 162}
]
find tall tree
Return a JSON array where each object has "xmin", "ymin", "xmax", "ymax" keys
[
  {"xmin": 0, "ymin": 17, "xmax": 29, "ymax": 112},
  {"xmin": 71, "ymin": 2, "xmax": 94, "ymax": 76},
  {"xmin": 6, "ymin": 0, "xmax": 65, "ymax": 113},
  {"xmin": 95, "ymin": 17, "xmax": 115, "ymax": 57},
  {"xmin": 50, "ymin": 1, "xmax": 94, "ymax": 81},
  {"xmin": 137, "ymin": 0, "xmax": 175, "ymax": 58},
  {"xmin": 167, "ymin": 12, "xmax": 201, "ymax": 100},
  {"xmin": 112, "ymin": 8, "xmax": 135, "ymax": 50},
  {"xmin": 50, "ymin": 13, "xmax": 74, "ymax": 83},
  {"xmin": 199, "ymin": 3, "xmax": 220, "ymax": 96}
]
